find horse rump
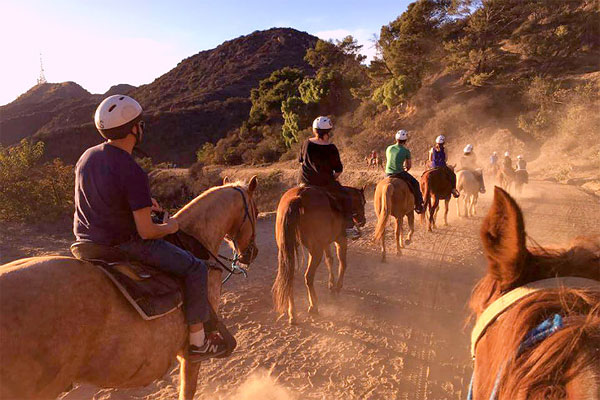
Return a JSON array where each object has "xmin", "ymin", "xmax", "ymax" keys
[{"xmin": 273, "ymin": 196, "xmax": 302, "ymax": 314}]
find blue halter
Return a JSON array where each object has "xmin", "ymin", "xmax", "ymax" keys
[{"xmin": 467, "ymin": 314, "xmax": 564, "ymax": 400}]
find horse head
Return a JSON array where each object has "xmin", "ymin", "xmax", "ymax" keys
[
  {"xmin": 347, "ymin": 185, "xmax": 367, "ymax": 227},
  {"xmin": 468, "ymin": 187, "xmax": 600, "ymax": 399},
  {"xmin": 223, "ymin": 176, "xmax": 259, "ymax": 265}
]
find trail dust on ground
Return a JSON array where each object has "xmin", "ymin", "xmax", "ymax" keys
[{"xmin": 2, "ymin": 178, "xmax": 598, "ymax": 400}]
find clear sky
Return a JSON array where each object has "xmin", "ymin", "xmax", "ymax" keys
[{"xmin": 0, "ymin": 0, "xmax": 412, "ymax": 105}]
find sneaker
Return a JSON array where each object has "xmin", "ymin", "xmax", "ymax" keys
[
  {"xmin": 451, "ymin": 189, "xmax": 460, "ymax": 198},
  {"xmin": 189, "ymin": 331, "xmax": 228, "ymax": 362},
  {"xmin": 345, "ymin": 227, "xmax": 361, "ymax": 240},
  {"xmin": 414, "ymin": 204, "xmax": 425, "ymax": 214},
  {"xmin": 479, "ymin": 187, "xmax": 486, "ymax": 194}
]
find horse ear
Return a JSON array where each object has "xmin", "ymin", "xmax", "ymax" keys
[
  {"xmin": 248, "ymin": 175, "xmax": 258, "ymax": 195},
  {"xmin": 222, "ymin": 176, "xmax": 230, "ymax": 185},
  {"xmin": 480, "ymin": 186, "xmax": 528, "ymax": 290}
]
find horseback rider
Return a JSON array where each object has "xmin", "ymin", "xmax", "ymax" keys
[
  {"xmin": 503, "ymin": 151, "xmax": 513, "ymax": 170},
  {"xmin": 459, "ymin": 144, "xmax": 486, "ymax": 193},
  {"xmin": 428, "ymin": 135, "xmax": 460, "ymax": 198},
  {"xmin": 298, "ymin": 116, "xmax": 361, "ymax": 240},
  {"xmin": 516, "ymin": 154, "xmax": 527, "ymax": 171},
  {"xmin": 490, "ymin": 151, "xmax": 498, "ymax": 168},
  {"xmin": 385, "ymin": 129, "xmax": 424, "ymax": 213},
  {"xmin": 74, "ymin": 95, "xmax": 229, "ymax": 362}
]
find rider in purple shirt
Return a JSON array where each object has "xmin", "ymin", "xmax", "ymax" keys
[{"xmin": 428, "ymin": 135, "xmax": 459, "ymax": 198}]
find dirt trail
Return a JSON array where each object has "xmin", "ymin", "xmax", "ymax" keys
[{"xmin": 2, "ymin": 180, "xmax": 598, "ymax": 400}]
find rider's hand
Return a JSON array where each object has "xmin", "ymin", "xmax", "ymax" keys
[
  {"xmin": 151, "ymin": 198, "xmax": 163, "ymax": 212},
  {"xmin": 165, "ymin": 217, "xmax": 179, "ymax": 234}
]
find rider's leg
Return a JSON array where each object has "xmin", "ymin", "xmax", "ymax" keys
[
  {"xmin": 399, "ymin": 171, "xmax": 424, "ymax": 212},
  {"xmin": 447, "ymin": 167, "xmax": 459, "ymax": 197},
  {"xmin": 326, "ymin": 182, "xmax": 360, "ymax": 239},
  {"xmin": 117, "ymin": 238, "xmax": 228, "ymax": 360}
]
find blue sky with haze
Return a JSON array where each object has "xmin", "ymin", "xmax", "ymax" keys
[{"xmin": 1, "ymin": 0, "xmax": 412, "ymax": 105}]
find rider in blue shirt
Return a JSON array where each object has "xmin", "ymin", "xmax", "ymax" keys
[{"xmin": 428, "ymin": 135, "xmax": 459, "ymax": 198}]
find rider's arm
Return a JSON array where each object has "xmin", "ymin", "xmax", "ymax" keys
[
  {"xmin": 331, "ymin": 145, "xmax": 343, "ymax": 179},
  {"xmin": 133, "ymin": 207, "xmax": 179, "ymax": 240},
  {"xmin": 428, "ymin": 148, "xmax": 433, "ymax": 162},
  {"xmin": 405, "ymin": 158, "xmax": 412, "ymax": 171}
]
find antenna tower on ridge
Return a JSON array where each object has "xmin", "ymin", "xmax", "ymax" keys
[{"xmin": 37, "ymin": 53, "xmax": 47, "ymax": 85}]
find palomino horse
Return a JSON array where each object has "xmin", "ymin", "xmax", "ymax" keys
[
  {"xmin": 456, "ymin": 169, "xmax": 481, "ymax": 217},
  {"xmin": 468, "ymin": 187, "xmax": 599, "ymax": 399},
  {"xmin": 373, "ymin": 177, "xmax": 415, "ymax": 262},
  {"xmin": 0, "ymin": 178, "xmax": 259, "ymax": 400},
  {"xmin": 496, "ymin": 165, "xmax": 515, "ymax": 193},
  {"xmin": 420, "ymin": 166, "xmax": 454, "ymax": 231},
  {"xmin": 273, "ymin": 185, "xmax": 366, "ymax": 324}
]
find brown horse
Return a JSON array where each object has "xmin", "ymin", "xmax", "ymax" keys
[
  {"xmin": 420, "ymin": 166, "xmax": 454, "ymax": 231},
  {"xmin": 0, "ymin": 178, "xmax": 259, "ymax": 400},
  {"xmin": 456, "ymin": 169, "xmax": 480, "ymax": 218},
  {"xmin": 514, "ymin": 169, "xmax": 528, "ymax": 195},
  {"xmin": 468, "ymin": 187, "xmax": 599, "ymax": 399},
  {"xmin": 373, "ymin": 177, "xmax": 415, "ymax": 263},
  {"xmin": 273, "ymin": 185, "xmax": 366, "ymax": 324},
  {"xmin": 496, "ymin": 164, "xmax": 515, "ymax": 192}
]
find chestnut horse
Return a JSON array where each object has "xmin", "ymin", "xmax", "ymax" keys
[
  {"xmin": 420, "ymin": 166, "xmax": 454, "ymax": 231},
  {"xmin": 468, "ymin": 187, "xmax": 599, "ymax": 399},
  {"xmin": 373, "ymin": 177, "xmax": 415, "ymax": 263},
  {"xmin": 0, "ymin": 178, "xmax": 259, "ymax": 400},
  {"xmin": 496, "ymin": 165, "xmax": 515, "ymax": 193},
  {"xmin": 456, "ymin": 169, "xmax": 480, "ymax": 218},
  {"xmin": 273, "ymin": 185, "xmax": 366, "ymax": 325}
]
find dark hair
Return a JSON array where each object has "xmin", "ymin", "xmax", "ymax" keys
[
  {"xmin": 398, "ymin": 139, "xmax": 407, "ymax": 145},
  {"xmin": 315, "ymin": 128, "xmax": 331, "ymax": 138},
  {"xmin": 98, "ymin": 115, "xmax": 142, "ymax": 140}
]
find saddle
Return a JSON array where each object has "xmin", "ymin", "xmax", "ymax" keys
[
  {"xmin": 70, "ymin": 231, "xmax": 212, "ymax": 320},
  {"xmin": 298, "ymin": 184, "xmax": 344, "ymax": 215}
]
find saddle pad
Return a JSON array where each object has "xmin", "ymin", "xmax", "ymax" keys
[{"xmin": 89, "ymin": 259, "xmax": 183, "ymax": 320}]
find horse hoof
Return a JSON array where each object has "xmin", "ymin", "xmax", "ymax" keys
[
  {"xmin": 289, "ymin": 317, "xmax": 297, "ymax": 325},
  {"xmin": 404, "ymin": 239, "xmax": 411, "ymax": 246},
  {"xmin": 308, "ymin": 307, "xmax": 319, "ymax": 315}
]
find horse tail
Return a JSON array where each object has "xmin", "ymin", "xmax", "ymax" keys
[
  {"xmin": 273, "ymin": 197, "xmax": 301, "ymax": 314},
  {"xmin": 374, "ymin": 183, "xmax": 393, "ymax": 242}
]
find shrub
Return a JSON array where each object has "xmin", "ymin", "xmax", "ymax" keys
[{"xmin": 0, "ymin": 139, "xmax": 74, "ymax": 222}]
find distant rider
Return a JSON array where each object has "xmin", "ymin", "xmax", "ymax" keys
[
  {"xmin": 428, "ymin": 135, "xmax": 460, "ymax": 198},
  {"xmin": 74, "ymin": 95, "xmax": 229, "ymax": 362},
  {"xmin": 516, "ymin": 155, "xmax": 529, "ymax": 183},
  {"xmin": 459, "ymin": 144, "xmax": 485, "ymax": 193},
  {"xmin": 489, "ymin": 152, "xmax": 498, "ymax": 169},
  {"xmin": 385, "ymin": 129, "xmax": 424, "ymax": 213},
  {"xmin": 298, "ymin": 116, "xmax": 361, "ymax": 240},
  {"xmin": 503, "ymin": 151, "xmax": 513, "ymax": 170}
]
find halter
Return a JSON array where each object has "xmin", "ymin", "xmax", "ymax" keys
[{"xmin": 468, "ymin": 276, "xmax": 600, "ymax": 400}]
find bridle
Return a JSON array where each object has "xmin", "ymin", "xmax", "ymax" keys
[
  {"xmin": 219, "ymin": 186, "xmax": 258, "ymax": 283},
  {"xmin": 468, "ymin": 276, "xmax": 600, "ymax": 400}
]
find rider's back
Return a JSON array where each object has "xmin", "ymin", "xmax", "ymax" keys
[
  {"xmin": 74, "ymin": 143, "xmax": 152, "ymax": 246},
  {"xmin": 299, "ymin": 140, "xmax": 342, "ymax": 187}
]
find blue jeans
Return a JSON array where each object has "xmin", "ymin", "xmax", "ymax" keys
[
  {"xmin": 386, "ymin": 171, "xmax": 424, "ymax": 207},
  {"xmin": 117, "ymin": 237, "xmax": 210, "ymax": 325}
]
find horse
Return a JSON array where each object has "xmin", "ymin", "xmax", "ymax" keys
[
  {"xmin": 514, "ymin": 169, "xmax": 528, "ymax": 195},
  {"xmin": 420, "ymin": 166, "xmax": 454, "ymax": 232},
  {"xmin": 456, "ymin": 169, "xmax": 481, "ymax": 218},
  {"xmin": 273, "ymin": 184, "xmax": 366, "ymax": 325},
  {"xmin": 373, "ymin": 177, "xmax": 415, "ymax": 263},
  {"xmin": 0, "ymin": 177, "xmax": 259, "ymax": 400},
  {"xmin": 468, "ymin": 187, "xmax": 599, "ymax": 399},
  {"xmin": 496, "ymin": 165, "xmax": 515, "ymax": 193}
]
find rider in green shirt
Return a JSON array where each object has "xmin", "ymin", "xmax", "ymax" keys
[{"xmin": 385, "ymin": 130, "xmax": 424, "ymax": 213}]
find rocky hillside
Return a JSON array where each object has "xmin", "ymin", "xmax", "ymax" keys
[{"xmin": 0, "ymin": 28, "xmax": 318, "ymax": 165}]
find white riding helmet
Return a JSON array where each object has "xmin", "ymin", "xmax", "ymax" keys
[
  {"xmin": 517, "ymin": 155, "xmax": 523, "ymax": 159},
  {"xmin": 436, "ymin": 135, "xmax": 445, "ymax": 144},
  {"xmin": 504, "ymin": 151, "xmax": 510, "ymax": 157},
  {"xmin": 312, "ymin": 116, "xmax": 333, "ymax": 130},
  {"xmin": 464, "ymin": 144, "xmax": 473, "ymax": 154},
  {"xmin": 94, "ymin": 95, "xmax": 143, "ymax": 140},
  {"xmin": 493, "ymin": 151, "xmax": 497, "ymax": 155},
  {"xmin": 395, "ymin": 129, "xmax": 408, "ymax": 141}
]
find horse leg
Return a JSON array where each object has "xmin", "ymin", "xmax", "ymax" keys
[
  {"xmin": 288, "ymin": 293, "xmax": 297, "ymax": 325},
  {"xmin": 324, "ymin": 245, "xmax": 335, "ymax": 290},
  {"xmin": 305, "ymin": 249, "xmax": 323, "ymax": 314},
  {"xmin": 472, "ymin": 193, "xmax": 478, "ymax": 216},
  {"xmin": 430, "ymin": 197, "xmax": 439, "ymax": 231},
  {"xmin": 334, "ymin": 240, "xmax": 348, "ymax": 292},
  {"xmin": 443, "ymin": 198, "xmax": 449, "ymax": 226},
  {"xmin": 380, "ymin": 224, "xmax": 387, "ymax": 263},
  {"xmin": 178, "ymin": 356, "xmax": 200, "ymax": 400},
  {"xmin": 406, "ymin": 211, "xmax": 414, "ymax": 245},
  {"xmin": 395, "ymin": 216, "xmax": 403, "ymax": 255},
  {"xmin": 457, "ymin": 194, "xmax": 462, "ymax": 217}
]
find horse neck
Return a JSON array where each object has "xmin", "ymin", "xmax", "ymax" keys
[{"xmin": 174, "ymin": 188, "xmax": 239, "ymax": 253}]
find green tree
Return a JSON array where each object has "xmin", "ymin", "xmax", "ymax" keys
[{"xmin": 248, "ymin": 67, "xmax": 305, "ymax": 125}]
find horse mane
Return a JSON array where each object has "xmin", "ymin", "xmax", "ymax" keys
[{"xmin": 469, "ymin": 236, "xmax": 600, "ymax": 398}]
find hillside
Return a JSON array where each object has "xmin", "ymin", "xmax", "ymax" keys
[{"xmin": 0, "ymin": 28, "xmax": 318, "ymax": 165}]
